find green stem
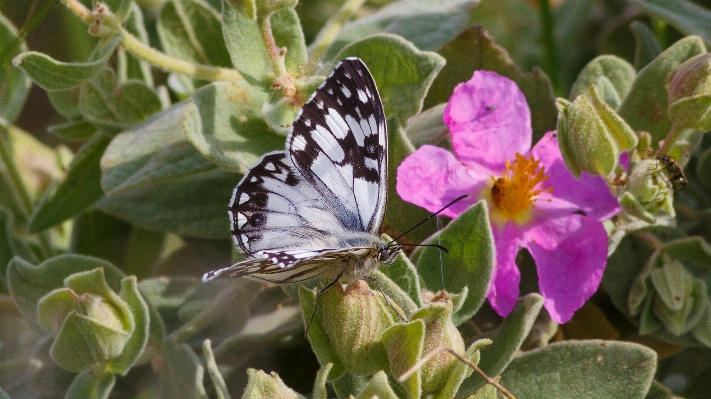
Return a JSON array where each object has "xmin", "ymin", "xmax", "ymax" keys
[
  {"xmin": 168, "ymin": 285, "xmax": 238, "ymax": 344},
  {"xmin": 258, "ymin": 15, "xmax": 288, "ymax": 78},
  {"xmin": 305, "ymin": 0, "xmax": 367, "ymax": 73},
  {"xmin": 60, "ymin": 0, "xmax": 243, "ymax": 82},
  {"xmin": 658, "ymin": 123, "xmax": 685, "ymax": 154},
  {"xmin": 539, "ymin": 0, "xmax": 559, "ymax": 95}
]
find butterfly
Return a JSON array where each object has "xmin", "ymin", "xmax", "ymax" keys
[{"xmin": 202, "ymin": 57, "xmax": 401, "ymax": 286}]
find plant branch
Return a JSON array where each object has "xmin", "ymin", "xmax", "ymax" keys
[
  {"xmin": 305, "ymin": 0, "xmax": 367, "ymax": 73},
  {"xmin": 658, "ymin": 123, "xmax": 685, "ymax": 154},
  {"xmin": 60, "ymin": 0, "xmax": 243, "ymax": 82},
  {"xmin": 397, "ymin": 346, "xmax": 517, "ymax": 399}
]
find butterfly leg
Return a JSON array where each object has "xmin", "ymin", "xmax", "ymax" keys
[
  {"xmin": 304, "ymin": 273, "xmax": 343, "ymax": 337},
  {"xmin": 365, "ymin": 276, "xmax": 407, "ymax": 322}
]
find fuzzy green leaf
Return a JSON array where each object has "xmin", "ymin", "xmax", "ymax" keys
[
  {"xmin": 416, "ymin": 201, "xmax": 495, "ymax": 325},
  {"xmin": 632, "ymin": 0, "xmax": 711, "ymax": 46},
  {"xmin": 500, "ymin": 340, "xmax": 657, "ymax": 399},
  {"xmin": 65, "ymin": 370, "xmax": 116, "ymax": 399},
  {"xmin": 618, "ymin": 36, "xmax": 706, "ymax": 144},
  {"xmin": 356, "ymin": 371, "xmax": 399, "ymax": 399},
  {"xmin": 28, "ymin": 133, "xmax": 111, "ymax": 233},
  {"xmin": 0, "ymin": 14, "xmax": 31, "ymax": 124},
  {"xmin": 335, "ymin": 35, "xmax": 445, "ymax": 124},
  {"xmin": 379, "ymin": 250, "xmax": 424, "ymax": 308},
  {"xmin": 106, "ymin": 277, "xmax": 150, "ymax": 375},
  {"xmin": 630, "ymin": 21, "xmax": 663, "ymax": 70},
  {"xmin": 6, "ymin": 254, "xmax": 125, "ymax": 325},
  {"xmin": 382, "ymin": 320, "xmax": 425, "ymax": 399},
  {"xmin": 157, "ymin": 342, "xmax": 208, "ymax": 399},
  {"xmin": 569, "ymin": 56, "xmax": 636, "ymax": 108},
  {"xmin": 47, "ymin": 120, "xmax": 98, "ymax": 142},
  {"xmin": 270, "ymin": 8, "xmax": 307, "ymax": 74}
]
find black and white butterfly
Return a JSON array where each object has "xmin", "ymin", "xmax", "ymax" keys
[{"xmin": 202, "ymin": 57, "xmax": 401, "ymax": 286}]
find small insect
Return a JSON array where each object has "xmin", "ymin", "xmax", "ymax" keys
[
  {"xmin": 654, "ymin": 153, "xmax": 687, "ymax": 191},
  {"xmin": 486, "ymin": 105, "xmax": 497, "ymax": 111}
]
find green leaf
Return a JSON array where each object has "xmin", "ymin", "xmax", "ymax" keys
[
  {"xmin": 12, "ymin": 35, "xmax": 121, "ymax": 91},
  {"xmin": 327, "ymin": 0, "xmax": 477, "ymax": 58},
  {"xmin": 385, "ymin": 118, "xmax": 437, "ymax": 245},
  {"xmin": 632, "ymin": 0, "xmax": 711, "ymax": 47},
  {"xmin": 355, "ymin": 371, "xmax": 399, "ymax": 399},
  {"xmin": 425, "ymin": 26, "xmax": 557, "ymax": 141},
  {"xmin": 312, "ymin": 363, "xmax": 333, "ymax": 399},
  {"xmin": 79, "ymin": 68, "xmax": 162, "ymax": 129},
  {"xmin": 157, "ymin": 342, "xmax": 208, "ymax": 399},
  {"xmin": 630, "ymin": 21, "xmax": 663, "ymax": 70},
  {"xmin": 618, "ymin": 36, "xmax": 706, "ymax": 144},
  {"xmin": 299, "ymin": 285, "xmax": 346, "ymax": 380},
  {"xmin": 695, "ymin": 144, "xmax": 711, "ymax": 189},
  {"xmin": 0, "ymin": 387, "xmax": 9, "ymax": 399},
  {"xmin": 27, "ymin": 133, "xmax": 111, "ymax": 233},
  {"xmin": 47, "ymin": 119, "xmax": 98, "ymax": 141},
  {"xmin": 0, "ymin": 14, "xmax": 31, "ymax": 124},
  {"xmin": 382, "ymin": 320, "xmax": 425, "ymax": 399},
  {"xmin": 120, "ymin": 4, "xmax": 154, "ymax": 87},
  {"xmin": 335, "ymin": 34, "xmax": 445, "ymax": 124},
  {"xmin": 70, "ymin": 209, "xmax": 132, "ymax": 267},
  {"xmin": 379, "ymin": 249, "xmax": 424, "ymax": 308},
  {"xmin": 644, "ymin": 381, "xmax": 673, "ymax": 399},
  {"xmin": 270, "ymin": 8, "xmax": 307, "ymax": 75},
  {"xmin": 569, "ymin": 56, "xmax": 636, "ymax": 108},
  {"xmin": 47, "ymin": 88, "xmax": 83, "ymax": 119},
  {"xmin": 455, "ymin": 293, "xmax": 544, "ymax": 397},
  {"xmin": 370, "ymin": 269, "xmax": 418, "ymax": 318},
  {"xmin": 158, "ymin": 0, "xmax": 231, "ymax": 93},
  {"xmin": 222, "ymin": 1, "xmax": 273, "ymax": 90},
  {"xmin": 65, "ymin": 370, "xmax": 116, "ymax": 399},
  {"xmin": 106, "ymin": 276, "xmax": 150, "ymax": 375},
  {"xmin": 0, "ymin": 209, "xmax": 39, "ymax": 289},
  {"xmin": 242, "ymin": 369, "xmax": 306, "ymax": 399},
  {"xmin": 499, "ymin": 340, "xmax": 657, "ymax": 399},
  {"xmin": 416, "ymin": 201, "xmax": 495, "ymax": 325},
  {"xmin": 5, "ymin": 254, "xmax": 124, "ymax": 324},
  {"xmin": 184, "ymin": 81, "xmax": 283, "ymax": 172},
  {"xmin": 203, "ymin": 339, "xmax": 231, "ymax": 399}
]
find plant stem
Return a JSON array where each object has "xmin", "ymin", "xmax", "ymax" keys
[
  {"xmin": 258, "ymin": 15, "xmax": 287, "ymax": 78},
  {"xmin": 305, "ymin": 0, "xmax": 367, "ymax": 73},
  {"xmin": 60, "ymin": 0, "xmax": 243, "ymax": 82},
  {"xmin": 539, "ymin": 0, "xmax": 559, "ymax": 95},
  {"xmin": 658, "ymin": 123, "xmax": 685, "ymax": 154}
]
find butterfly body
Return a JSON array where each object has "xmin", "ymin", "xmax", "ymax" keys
[{"xmin": 203, "ymin": 58, "xmax": 400, "ymax": 286}]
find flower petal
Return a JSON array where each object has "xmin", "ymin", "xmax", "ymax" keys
[
  {"xmin": 531, "ymin": 131, "xmax": 619, "ymax": 221},
  {"xmin": 444, "ymin": 71, "xmax": 532, "ymax": 169},
  {"xmin": 396, "ymin": 145, "xmax": 483, "ymax": 218},
  {"xmin": 487, "ymin": 223, "xmax": 523, "ymax": 317},
  {"xmin": 523, "ymin": 213, "xmax": 608, "ymax": 324}
]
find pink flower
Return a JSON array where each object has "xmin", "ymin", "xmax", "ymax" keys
[{"xmin": 396, "ymin": 71, "xmax": 619, "ymax": 323}]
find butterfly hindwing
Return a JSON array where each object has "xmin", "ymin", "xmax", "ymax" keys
[
  {"xmin": 229, "ymin": 152, "xmax": 346, "ymax": 255},
  {"xmin": 287, "ymin": 58, "xmax": 387, "ymax": 235}
]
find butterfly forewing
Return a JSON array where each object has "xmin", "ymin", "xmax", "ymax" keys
[{"xmin": 287, "ymin": 58, "xmax": 387, "ymax": 235}]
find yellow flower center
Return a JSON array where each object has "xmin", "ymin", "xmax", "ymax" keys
[{"xmin": 488, "ymin": 153, "xmax": 552, "ymax": 225}]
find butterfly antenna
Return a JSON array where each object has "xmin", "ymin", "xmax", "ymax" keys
[
  {"xmin": 304, "ymin": 274, "xmax": 342, "ymax": 337},
  {"xmin": 388, "ymin": 194, "xmax": 469, "ymax": 245},
  {"xmin": 398, "ymin": 243, "xmax": 448, "ymax": 252}
]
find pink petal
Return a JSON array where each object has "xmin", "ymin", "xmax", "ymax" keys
[
  {"xmin": 523, "ymin": 213, "xmax": 608, "ymax": 324},
  {"xmin": 444, "ymin": 71, "xmax": 531, "ymax": 170},
  {"xmin": 396, "ymin": 145, "xmax": 483, "ymax": 218},
  {"xmin": 530, "ymin": 132, "xmax": 619, "ymax": 221},
  {"xmin": 487, "ymin": 223, "xmax": 524, "ymax": 317}
]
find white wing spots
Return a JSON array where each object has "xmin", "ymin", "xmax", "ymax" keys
[
  {"xmin": 364, "ymin": 157, "xmax": 378, "ymax": 171},
  {"xmin": 313, "ymin": 125, "xmax": 345, "ymax": 162},
  {"xmin": 341, "ymin": 85, "xmax": 352, "ymax": 98},
  {"xmin": 250, "ymin": 176, "xmax": 259, "ymax": 183},
  {"xmin": 344, "ymin": 72, "xmax": 351, "ymax": 79},
  {"xmin": 368, "ymin": 115, "xmax": 379, "ymax": 141},
  {"xmin": 358, "ymin": 89, "xmax": 368, "ymax": 103},
  {"xmin": 237, "ymin": 213, "xmax": 248, "ymax": 228},
  {"xmin": 292, "ymin": 135, "xmax": 307, "ymax": 151},
  {"xmin": 337, "ymin": 97, "xmax": 342, "ymax": 106},
  {"xmin": 328, "ymin": 88, "xmax": 333, "ymax": 95},
  {"xmin": 345, "ymin": 114, "xmax": 366, "ymax": 146},
  {"xmin": 273, "ymin": 168, "xmax": 289, "ymax": 181},
  {"xmin": 312, "ymin": 153, "xmax": 356, "ymax": 209},
  {"xmin": 337, "ymin": 163, "xmax": 354, "ymax": 188},
  {"xmin": 239, "ymin": 192, "xmax": 250, "ymax": 204},
  {"xmin": 360, "ymin": 116, "xmax": 374, "ymax": 140},
  {"xmin": 316, "ymin": 100, "xmax": 324, "ymax": 109},
  {"xmin": 264, "ymin": 162, "xmax": 277, "ymax": 171},
  {"xmin": 325, "ymin": 108, "xmax": 350, "ymax": 139},
  {"xmin": 365, "ymin": 88, "xmax": 372, "ymax": 98},
  {"xmin": 354, "ymin": 178, "xmax": 378, "ymax": 227},
  {"xmin": 304, "ymin": 119, "xmax": 312, "ymax": 127}
]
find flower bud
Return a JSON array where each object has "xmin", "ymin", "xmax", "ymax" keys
[
  {"xmin": 410, "ymin": 297, "xmax": 465, "ymax": 395},
  {"xmin": 37, "ymin": 268, "xmax": 135, "ymax": 372},
  {"xmin": 317, "ymin": 280, "xmax": 394, "ymax": 376},
  {"xmin": 242, "ymin": 369, "xmax": 306, "ymax": 399},
  {"xmin": 618, "ymin": 158, "xmax": 675, "ymax": 222},
  {"xmin": 666, "ymin": 53, "xmax": 711, "ymax": 131},
  {"xmin": 556, "ymin": 85, "xmax": 638, "ymax": 178}
]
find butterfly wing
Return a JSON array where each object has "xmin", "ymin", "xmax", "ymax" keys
[
  {"xmin": 202, "ymin": 247, "xmax": 378, "ymax": 283},
  {"xmin": 228, "ymin": 151, "xmax": 346, "ymax": 256},
  {"xmin": 287, "ymin": 57, "xmax": 387, "ymax": 236}
]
